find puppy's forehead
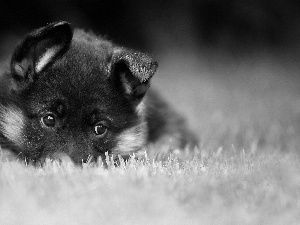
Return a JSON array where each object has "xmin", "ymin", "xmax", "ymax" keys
[
  {"xmin": 58, "ymin": 40, "xmax": 112, "ymax": 76},
  {"xmin": 37, "ymin": 39, "xmax": 113, "ymax": 91}
]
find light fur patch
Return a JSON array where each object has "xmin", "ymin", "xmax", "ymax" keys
[
  {"xmin": 0, "ymin": 106, "xmax": 24, "ymax": 147},
  {"xmin": 35, "ymin": 46, "xmax": 60, "ymax": 73},
  {"xmin": 113, "ymin": 122, "xmax": 147, "ymax": 155},
  {"xmin": 120, "ymin": 73, "xmax": 132, "ymax": 94},
  {"xmin": 135, "ymin": 100, "xmax": 145, "ymax": 117}
]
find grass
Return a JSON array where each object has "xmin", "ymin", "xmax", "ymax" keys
[
  {"xmin": 1, "ymin": 50, "xmax": 300, "ymax": 224},
  {"xmin": 0, "ymin": 149, "xmax": 299, "ymax": 225}
]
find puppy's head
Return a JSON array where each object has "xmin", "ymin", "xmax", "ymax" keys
[{"xmin": 0, "ymin": 21, "xmax": 157, "ymax": 163}]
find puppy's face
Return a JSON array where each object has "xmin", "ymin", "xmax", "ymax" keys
[{"xmin": 0, "ymin": 22, "xmax": 157, "ymax": 163}]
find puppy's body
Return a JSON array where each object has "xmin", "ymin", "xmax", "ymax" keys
[{"xmin": 0, "ymin": 22, "xmax": 197, "ymax": 164}]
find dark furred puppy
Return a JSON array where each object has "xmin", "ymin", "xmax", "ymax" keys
[{"xmin": 0, "ymin": 22, "xmax": 197, "ymax": 164}]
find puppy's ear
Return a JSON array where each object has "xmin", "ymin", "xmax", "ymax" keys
[
  {"xmin": 10, "ymin": 21, "xmax": 73, "ymax": 85},
  {"xmin": 111, "ymin": 48, "xmax": 158, "ymax": 100}
]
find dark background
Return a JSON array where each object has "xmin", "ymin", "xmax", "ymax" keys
[{"xmin": 1, "ymin": 0, "xmax": 300, "ymax": 58}]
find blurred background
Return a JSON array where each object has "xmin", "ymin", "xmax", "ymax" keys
[
  {"xmin": 1, "ymin": 0, "xmax": 300, "ymax": 152},
  {"xmin": 1, "ymin": 0, "xmax": 300, "ymax": 57}
]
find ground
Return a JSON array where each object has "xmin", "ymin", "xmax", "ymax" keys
[{"xmin": 1, "ymin": 49, "xmax": 300, "ymax": 224}]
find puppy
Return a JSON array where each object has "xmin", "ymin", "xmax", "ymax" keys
[{"xmin": 0, "ymin": 21, "xmax": 197, "ymax": 164}]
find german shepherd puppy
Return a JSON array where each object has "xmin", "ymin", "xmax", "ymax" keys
[{"xmin": 0, "ymin": 22, "xmax": 197, "ymax": 164}]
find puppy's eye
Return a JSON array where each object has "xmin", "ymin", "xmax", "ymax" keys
[
  {"xmin": 41, "ymin": 114, "xmax": 56, "ymax": 127},
  {"xmin": 94, "ymin": 122, "xmax": 108, "ymax": 137}
]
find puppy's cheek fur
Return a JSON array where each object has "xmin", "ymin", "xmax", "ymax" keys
[
  {"xmin": 113, "ymin": 122, "xmax": 147, "ymax": 155},
  {"xmin": 0, "ymin": 106, "xmax": 25, "ymax": 147}
]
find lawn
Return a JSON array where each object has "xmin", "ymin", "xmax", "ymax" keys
[
  {"xmin": 0, "ymin": 149, "xmax": 299, "ymax": 225},
  {"xmin": 1, "ymin": 49, "xmax": 300, "ymax": 224}
]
